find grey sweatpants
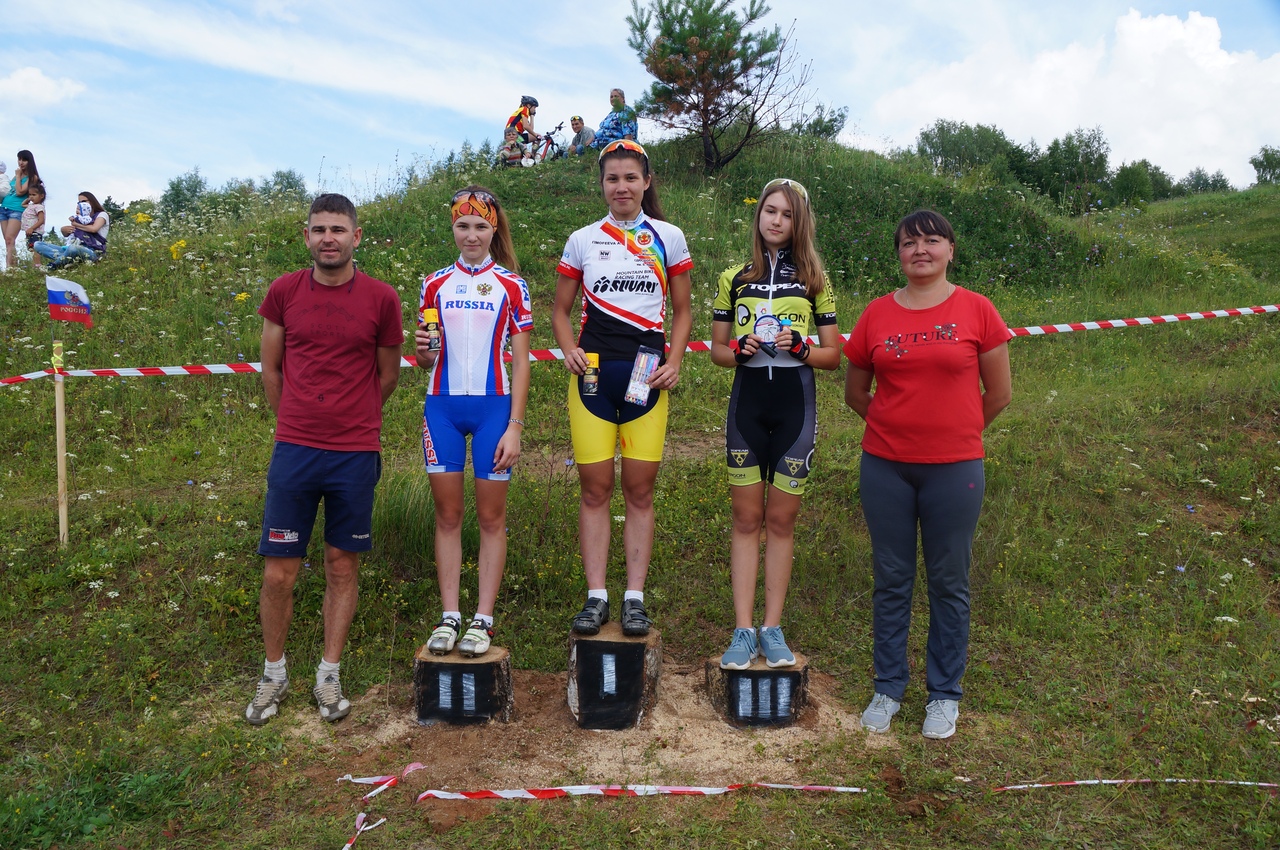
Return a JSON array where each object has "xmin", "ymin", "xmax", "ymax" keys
[{"xmin": 859, "ymin": 452, "xmax": 986, "ymax": 702}]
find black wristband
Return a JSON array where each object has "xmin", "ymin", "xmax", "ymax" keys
[
  {"xmin": 735, "ymin": 335, "xmax": 754, "ymax": 364},
  {"xmin": 787, "ymin": 337, "xmax": 810, "ymax": 361}
]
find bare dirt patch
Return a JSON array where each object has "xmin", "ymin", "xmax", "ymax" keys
[{"xmin": 263, "ymin": 662, "xmax": 894, "ymax": 828}]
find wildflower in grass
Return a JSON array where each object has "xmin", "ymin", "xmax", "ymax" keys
[
  {"xmin": 744, "ymin": 197, "xmax": 757, "ymax": 204},
  {"xmin": 214, "ymin": 552, "xmax": 226, "ymax": 560},
  {"xmin": 133, "ymin": 212, "xmax": 152, "ymax": 224},
  {"xmin": 1221, "ymin": 573, "xmax": 1234, "ymax": 582},
  {"xmin": 1175, "ymin": 564, "xmax": 1186, "ymax": 572},
  {"xmin": 234, "ymin": 292, "xmax": 250, "ymax": 303},
  {"xmin": 1214, "ymin": 616, "xmax": 1238, "ymax": 623},
  {"xmin": 107, "ymin": 590, "xmax": 119, "ymax": 599},
  {"xmin": 169, "ymin": 239, "xmax": 188, "ymax": 260},
  {"xmin": 88, "ymin": 580, "xmax": 103, "ymax": 590},
  {"xmin": 167, "ymin": 600, "xmax": 179, "ymax": 612},
  {"xmin": 1242, "ymin": 558, "xmax": 1255, "ymax": 568}
]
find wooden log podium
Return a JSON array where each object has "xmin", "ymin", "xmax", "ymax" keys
[
  {"xmin": 413, "ymin": 645, "xmax": 514, "ymax": 724},
  {"xmin": 705, "ymin": 652, "xmax": 809, "ymax": 727},
  {"xmin": 567, "ymin": 622, "xmax": 662, "ymax": 730}
]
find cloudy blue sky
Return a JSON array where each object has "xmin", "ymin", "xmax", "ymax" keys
[{"xmin": 3, "ymin": 0, "xmax": 1278, "ymax": 217}]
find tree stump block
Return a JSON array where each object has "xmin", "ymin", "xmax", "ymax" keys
[
  {"xmin": 704, "ymin": 653, "xmax": 809, "ymax": 727},
  {"xmin": 567, "ymin": 621, "xmax": 662, "ymax": 729},
  {"xmin": 413, "ymin": 645, "xmax": 514, "ymax": 724}
]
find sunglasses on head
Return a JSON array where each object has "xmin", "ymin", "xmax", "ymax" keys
[
  {"xmin": 452, "ymin": 189, "xmax": 497, "ymax": 206},
  {"xmin": 761, "ymin": 178, "xmax": 810, "ymax": 206},
  {"xmin": 600, "ymin": 139, "xmax": 648, "ymax": 160}
]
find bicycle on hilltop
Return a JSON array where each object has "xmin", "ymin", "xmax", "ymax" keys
[{"xmin": 497, "ymin": 122, "xmax": 567, "ymax": 168}]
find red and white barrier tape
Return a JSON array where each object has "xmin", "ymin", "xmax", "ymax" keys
[
  {"xmin": 1008, "ymin": 304, "xmax": 1279, "ymax": 337},
  {"xmin": 993, "ymin": 777, "xmax": 1279, "ymax": 793},
  {"xmin": 339, "ymin": 812, "xmax": 385, "ymax": 850},
  {"xmin": 415, "ymin": 782, "xmax": 867, "ymax": 801},
  {"xmin": 5, "ymin": 304, "xmax": 1276, "ymax": 386}
]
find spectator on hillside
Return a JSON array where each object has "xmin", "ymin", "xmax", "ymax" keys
[
  {"xmin": 22, "ymin": 182, "xmax": 46, "ymax": 267},
  {"xmin": 568, "ymin": 115, "xmax": 595, "ymax": 155},
  {"xmin": 33, "ymin": 190, "xmax": 108, "ymax": 270},
  {"xmin": 1, "ymin": 150, "xmax": 40, "ymax": 270},
  {"xmin": 590, "ymin": 89, "xmax": 638, "ymax": 150},
  {"xmin": 505, "ymin": 95, "xmax": 538, "ymax": 145},
  {"xmin": 497, "ymin": 128, "xmax": 525, "ymax": 167}
]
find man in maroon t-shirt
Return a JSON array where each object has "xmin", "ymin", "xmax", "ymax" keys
[{"xmin": 245, "ymin": 193, "xmax": 403, "ymax": 726}]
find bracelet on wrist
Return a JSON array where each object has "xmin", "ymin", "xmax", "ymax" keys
[{"xmin": 509, "ymin": 418, "xmax": 525, "ymax": 427}]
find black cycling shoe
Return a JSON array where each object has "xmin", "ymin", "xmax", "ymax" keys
[
  {"xmin": 572, "ymin": 598, "xmax": 609, "ymax": 635},
  {"xmin": 621, "ymin": 598, "xmax": 652, "ymax": 636}
]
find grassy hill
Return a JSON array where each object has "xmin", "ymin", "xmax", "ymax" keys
[{"xmin": 2, "ymin": 138, "xmax": 1277, "ymax": 848}]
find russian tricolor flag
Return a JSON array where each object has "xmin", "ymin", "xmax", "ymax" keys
[{"xmin": 46, "ymin": 276, "xmax": 94, "ymax": 329}]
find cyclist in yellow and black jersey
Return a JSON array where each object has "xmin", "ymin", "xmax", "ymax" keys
[{"xmin": 710, "ymin": 178, "xmax": 842, "ymax": 671}]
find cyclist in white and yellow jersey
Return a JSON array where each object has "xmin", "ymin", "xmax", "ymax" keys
[{"xmin": 552, "ymin": 139, "xmax": 694, "ymax": 638}]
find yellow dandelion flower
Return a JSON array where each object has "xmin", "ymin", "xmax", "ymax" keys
[{"xmin": 744, "ymin": 197, "xmax": 758, "ymax": 205}]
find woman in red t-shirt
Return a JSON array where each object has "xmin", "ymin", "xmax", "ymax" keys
[{"xmin": 843, "ymin": 210, "xmax": 1011, "ymax": 740}]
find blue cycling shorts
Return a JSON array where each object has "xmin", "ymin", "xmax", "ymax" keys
[{"xmin": 422, "ymin": 394, "xmax": 513, "ymax": 480}]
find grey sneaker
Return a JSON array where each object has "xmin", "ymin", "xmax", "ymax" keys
[
  {"xmin": 313, "ymin": 674, "xmax": 351, "ymax": 722},
  {"xmin": 922, "ymin": 699, "xmax": 959, "ymax": 739},
  {"xmin": 245, "ymin": 676, "xmax": 289, "ymax": 726},
  {"xmin": 457, "ymin": 619, "xmax": 494, "ymax": 657},
  {"xmin": 758, "ymin": 626, "xmax": 796, "ymax": 668},
  {"xmin": 861, "ymin": 692, "xmax": 901, "ymax": 733},
  {"xmin": 719, "ymin": 627, "xmax": 759, "ymax": 670},
  {"xmin": 427, "ymin": 616, "xmax": 462, "ymax": 655}
]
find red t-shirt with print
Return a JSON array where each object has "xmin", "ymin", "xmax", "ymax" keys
[
  {"xmin": 259, "ymin": 268, "xmax": 404, "ymax": 452},
  {"xmin": 843, "ymin": 286, "xmax": 1008, "ymax": 463}
]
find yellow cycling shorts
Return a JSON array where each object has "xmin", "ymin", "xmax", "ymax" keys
[{"xmin": 567, "ymin": 361, "xmax": 668, "ymax": 464}]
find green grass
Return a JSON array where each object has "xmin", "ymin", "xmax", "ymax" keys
[{"xmin": 2, "ymin": 139, "xmax": 1279, "ymax": 847}]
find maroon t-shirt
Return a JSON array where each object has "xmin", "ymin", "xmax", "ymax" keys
[{"xmin": 258, "ymin": 268, "xmax": 404, "ymax": 451}]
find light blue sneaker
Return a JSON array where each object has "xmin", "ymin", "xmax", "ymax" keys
[
  {"xmin": 719, "ymin": 627, "xmax": 759, "ymax": 670},
  {"xmin": 861, "ymin": 692, "xmax": 901, "ymax": 733},
  {"xmin": 758, "ymin": 626, "xmax": 796, "ymax": 668},
  {"xmin": 922, "ymin": 699, "xmax": 959, "ymax": 739}
]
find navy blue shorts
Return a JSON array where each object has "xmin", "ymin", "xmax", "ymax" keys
[{"xmin": 257, "ymin": 442, "xmax": 382, "ymax": 557}]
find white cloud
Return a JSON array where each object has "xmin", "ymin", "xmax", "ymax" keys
[
  {"xmin": 37, "ymin": 0, "xmax": 600, "ymax": 124},
  {"xmin": 0, "ymin": 67, "xmax": 86, "ymax": 107},
  {"xmin": 870, "ymin": 10, "xmax": 1280, "ymax": 185}
]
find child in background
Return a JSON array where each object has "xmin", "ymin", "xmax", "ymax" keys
[
  {"xmin": 497, "ymin": 129, "xmax": 524, "ymax": 167},
  {"xmin": 22, "ymin": 182, "xmax": 46, "ymax": 266},
  {"xmin": 0, "ymin": 163, "xmax": 9, "ymax": 201}
]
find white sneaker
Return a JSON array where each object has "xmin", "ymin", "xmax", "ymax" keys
[
  {"xmin": 245, "ymin": 676, "xmax": 289, "ymax": 726},
  {"xmin": 861, "ymin": 692, "xmax": 901, "ymax": 733},
  {"xmin": 427, "ymin": 616, "xmax": 461, "ymax": 655},
  {"xmin": 313, "ymin": 674, "xmax": 351, "ymax": 722},
  {"xmin": 457, "ymin": 619, "xmax": 494, "ymax": 657},
  {"xmin": 922, "ymin": 699, "xmax": 959, "ymax": 739}
]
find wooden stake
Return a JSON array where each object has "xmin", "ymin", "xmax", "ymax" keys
[{"xmin": 53, "ymin": 338, "xmax": 68, "ymax": 547}]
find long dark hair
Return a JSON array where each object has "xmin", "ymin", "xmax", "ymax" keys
[
  {"xmin": 598, "ymin": 145, "xmax": 665, "ymax": 221},
  {"xmin": 16, "ymin": 149, "xmax": 39, "ymax": 194},
  {"xmin": 79, "ymin": 191, "xmax": 105, "ymax": 217}
]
